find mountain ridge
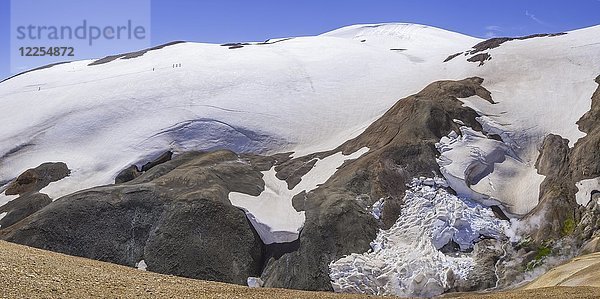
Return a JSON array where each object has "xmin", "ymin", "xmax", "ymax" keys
[{"xmin": 1, "ymin": 22, "xmax": 600, "ymax": 297}]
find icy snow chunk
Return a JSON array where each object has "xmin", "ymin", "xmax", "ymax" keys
[
  {"xmin": 371, "ymin": 198, "xmax": 385, "ymax": 220},
  {"xmin": 453, "ymin": 119, "xmax": 465, "ymax": 126},
  {"xmin": 135, "ymin": 260, "xmax": 147, "ymax": 271},
  {"xmin": 247, "ymin": 277, "xmax": 264, "ymax": 288},
  {"xmin": 422, "ymin": 177, "xmax": 448, "ymax": 188},
  {"xmin": 229, "ymin": 148, "xmax": 369, "ymax": 244},
  {"xmin": 576, "ymin": 177, "xmax": 600, "ymax": 206},
  {"xmin": 329, "ymin": 178, "xmax": 509, "ymax": 297}
]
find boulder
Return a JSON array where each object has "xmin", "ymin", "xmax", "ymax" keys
[
  {"xmin": 5, "ymin": 162, "xmax": 70, "ymax": 195},
  {"xmin": 1, "ymin": 151, "xmax": 264, "ymax": 285},
  {"xmin": 114, "ymin": 165, "xmax": 141, "ymax": 184},
  {"xmin": 0, "ymin": 192, "xmax": 51, "ymax": 229}
]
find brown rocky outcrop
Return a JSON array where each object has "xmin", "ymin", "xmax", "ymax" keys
[{"xmin": 4, "ymin": 162, "xmax": 70, "ymax": 196}]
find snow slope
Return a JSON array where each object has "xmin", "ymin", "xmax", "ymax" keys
[
  {"xmin": 0, "ymin": 23, "xmax": 480, "ymax": 206},
  {"xmin": 442, "ymin": 25, "xmax": 600, "ymax": 214},
  {"xmin": 322, "ymin": 23, "xmax": 479, "ymax": 63}
]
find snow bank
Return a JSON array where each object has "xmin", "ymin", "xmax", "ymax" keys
[
  {"xmin": 329, "ymin": 178, "xmax": 509, "ymax": 297},
  {"xmin": 229, "ymin": 148, "xmax": 369, "ymax": 244}
]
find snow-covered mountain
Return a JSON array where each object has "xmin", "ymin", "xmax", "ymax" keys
[
  {"xmin": 1, "ymin": 23, "xmax": 599, "ymax": 297},
  {"xmin": 0, "ymin": 24, "xmax": 481, "ymax": 204}
]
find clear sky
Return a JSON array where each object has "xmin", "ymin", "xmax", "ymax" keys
[{"xmin": 1, "ymin": 0, "xmax": 600, "ymax": 80}]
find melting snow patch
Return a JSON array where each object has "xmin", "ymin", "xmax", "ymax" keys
[
  {"xmin": 0, "ymin": 212, "xmax": 7, "ymax": 228},
  {"xmin": 329, "ymin": 178, "xmax": 509, "ymax": 297},
  {"xmin": 229, "ymin": 148, "xmax": 369, "ymax": 244},
  {"xmin": 135, "ymin": 260, "xmax": 147, "ymax": 271},
  {"xmin": 576, "ymin": 178, "xmax": 600, "ymax": 206},
  {"xmin": 247, "ymin": 277, "xmax": 264, "ymax": 288},
  {"xmin": 452, "ymin": 119, "xmax": 465, "ymax": 126}
]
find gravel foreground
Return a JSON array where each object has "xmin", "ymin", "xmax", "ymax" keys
[{"xmin": 1, "ymin": 240, "xmax": 599, "ymax": 299}]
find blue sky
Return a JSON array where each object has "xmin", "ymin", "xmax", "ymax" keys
[{"xmin": 2, "ymin": 0, "xmax": 600, "ymax": 80}]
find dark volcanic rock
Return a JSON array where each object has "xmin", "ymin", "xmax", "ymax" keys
[
  {"xmin": 221, "ymin": 42, "xmax": 251, "ymax": 47},
  {"xmin": 114, "ymin": 165, "xmax": 141, "ymax": 184},
  {"xmin": 535, "ymin": 134, "xmax": 571, "ymax": 176},
  {"xmin": 443, "ymin": 52, "xmax": 463, "ymax": 63},
  {"xmin": 0, "ymin": 61, "xmax": 71, "ymax": 84},
  {"xmin": 491, "ymin": 205, "xmax": 510, "ymax": 221},
  {"xmin": 141, "ymin": 151, "xmax": 173, "ymax": 172},
  {"xmin": 526, "ymin": 134, "xmax": 578, "ymax": 241},
  {"xmin": 456, "ymin": 33, "xmax": 566, "ymax": 67},
  {"xmin": 5, "ymin": 162, "xmax": 70, "ymax": 196},
  {"xmin": 455, "ymin": 239, "xmax": 504, "ymax": 291},
  {"xmin": 144, "ymin": 200, "xmax": 262, "ymax": 283},
  {"xmin": 469, "ymin": 33, "xmax": 566, "ymax": 54},
  {"xmin": 467, "ymin": 53, "xmax": 492, "ymax": 66},
  {"xmin": 260, "ymin": 77, "xmax": 497, "ymax": 290},
  {"xmin": 0, "ymin": 192, "xmax": 51, "ymax": 229},
  {"xmin": 241, "ymin": 152, "xmax": 292, "ymax": 172},
  {"xmin": 571, "ymin": 75, "xmax": 600, "ymax": 181},
  {"xmin": 439, "ymin": 239, "xmax": 461, "ymax": 254},
  {"xmin": 291, "ymin": 191, "xmax": 307, "ymax": 211},
  {"xmin": 275, "ymin": 155, "xmax": 323, "ymax": 189},
  {"xmin": 1, "ymin": 150, "xmax": 264, "ymax": 285},
  {"xmin": 3, "ymin": 186, "xmax": 165, "ymax": 266},
  {"xmin": 88, "ymin": 41, "xmax": 185, "ymax": 66}
]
